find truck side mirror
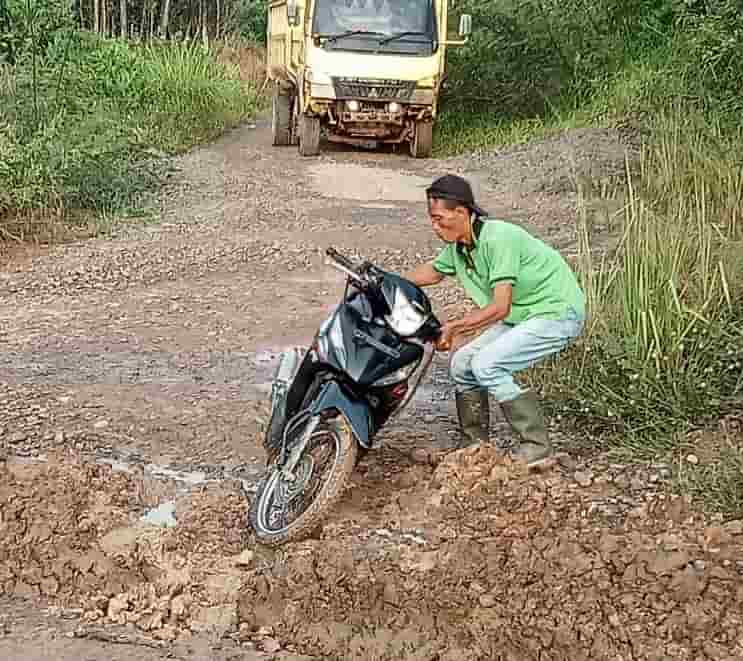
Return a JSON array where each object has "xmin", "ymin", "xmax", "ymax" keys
[
  {"xmin": 287, "ymin": 0, "xmax": 300, "ymax": 27},
  {"xmin": 458, "ymin": 14, "xmax": 472, "ymax": 37}
]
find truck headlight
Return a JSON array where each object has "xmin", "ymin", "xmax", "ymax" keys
[
  {"xmin": 346, "ymin": 100, "xmax": 360, "ymax": 112},
  {"xmin": 306, "ymin": 69, "xmax": 333, "ymax": 86},
  {"xmin": 387, "ymin": 102, "xmax": 401, "ymax": 114}
]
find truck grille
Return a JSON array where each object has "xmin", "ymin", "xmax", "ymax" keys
[{"xmin": 331, "ymin": 77, "xmax": 416, "ymax": 101}]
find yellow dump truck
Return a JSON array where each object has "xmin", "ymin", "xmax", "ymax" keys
[{"xmin": 267, "ymin": 0, "xmax": 472, "ymax": 158}]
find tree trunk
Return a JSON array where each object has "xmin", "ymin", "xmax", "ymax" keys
[
  {"xmin": 101, "ymin": 0, "xmax": 108, "ymax": 37},
  {"xmin": 200, "ymin": 0, "xmax": 208, "ymax": 48},
  {"xmin": 120, "ymin": 0, "xmax": 127, "ymax": 38},
  {"xmin": 216, "ymin": 0, "xmax": 221, "ymax": 40},
  {"xmin": 93, "ymin": 0, "xmax": 100, "ymax": 33},
  {"xmin": 159, "ymin": 0, "xmax": 171, "ymax": 38},
  {"xmin": 139, "ymin": 0, "xmax": 146, "ymax": 40}
]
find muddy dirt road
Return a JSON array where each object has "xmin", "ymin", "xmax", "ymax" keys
[{"xmin": 3, "ymin": 123, "xmax": 743, "ymax": 661}]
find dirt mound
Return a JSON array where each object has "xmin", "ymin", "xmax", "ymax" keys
[
  {"xmin": 3, "ymin": 449, "xmax": 743, "ymax": 659},
  {"xmin": 0, "ymin": 455, "xmax": 145, "ymax": 603},
  {"xmin": 0, "ymin": 455, "xmax": 251, "ymax": 641},
  {"xmin": 255, "ymin": 447, "xmax": 743, "ymax": 660},
  {"xmin": 445, "ymin": 127, "xmax": 641, "ymax": 196}
]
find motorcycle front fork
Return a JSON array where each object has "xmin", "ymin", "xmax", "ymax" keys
[{"xmin": 278, "ymin": 415, "xmax": 320, "ymax": 482}]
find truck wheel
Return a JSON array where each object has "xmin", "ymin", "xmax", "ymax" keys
[
  {"xmin": 298, "ymin": 114, "xmax": 321, "ymax": 157},
  {"xmin": 271, "ymin": 86, "xmax": 293, "ymax": 147},
  {"xmin": 410, "ymin": 121, "xmax": 433, "ymax": 158}
]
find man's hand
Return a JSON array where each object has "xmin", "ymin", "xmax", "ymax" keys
[
  {"xmin": 435, "ymin": 323, "xmax": 458, "ymax": 352},
  {"xmin": 435, "ymin": 284, "xmax": 514, "ymax": 352}
]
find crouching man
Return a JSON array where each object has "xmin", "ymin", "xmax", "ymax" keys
[{"xmin": 405, "ymin": 175, "xmax": 586, "ymax": 466}]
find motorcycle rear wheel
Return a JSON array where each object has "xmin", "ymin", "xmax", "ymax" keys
[{"xmin": 249, "ymin": 416, "xmax": 357, "ymax": 547}]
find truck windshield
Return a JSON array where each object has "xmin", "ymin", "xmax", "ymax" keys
[{"xmin": 313, "ymin": 0, "xmax": 437, "ymax": 55}]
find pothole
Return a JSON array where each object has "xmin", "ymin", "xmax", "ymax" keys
[{"xmin": 308, "ymin": 162, "xmax": 430, "ymax": 202}]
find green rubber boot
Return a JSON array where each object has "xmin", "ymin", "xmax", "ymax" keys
[
  {"xmin": 500, "ymin": 390, "xmax": 553, "ymax": 466},
  {"xmin": 455, "ymin": 389, "xmax": 490, "ymax": 448}
]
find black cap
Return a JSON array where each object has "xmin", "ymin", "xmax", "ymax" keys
[{"xmin": 426, "ymin": 174, "xmax": 487, "ymax": 218}]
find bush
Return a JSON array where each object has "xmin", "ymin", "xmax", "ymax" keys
[
  {"xmin": 0, "ymin": 30, "xmax": 259, "ymax": 220},
  {"xmin": 0, "ymin": 0, "xmax": 74, "ymax": 65},
  {"xmin": 443, "ymin": 0, "xmax": 678, "ymax": 116},
  {"xmin": 440, "ymin": 1, "xmax": 743, "ymax": 141},
  {"xmin": 238, "ymin": 0, "xmax": 268, "ymax": 43},
  {"xmin": 535, "ymin": 112, "xmax": 743, "ymax": 450}
]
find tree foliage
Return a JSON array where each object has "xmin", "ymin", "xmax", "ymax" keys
[
  {"xmin": 444, "ymin": 0, "xmax": 743, "ymax": 121},
  {"xmin": 0, "ymin": 0, "xmax": 260, "ymax": 223},
  {"xmin": 0, "ymin": 0, "xmax": 269, "ymax": 63}
]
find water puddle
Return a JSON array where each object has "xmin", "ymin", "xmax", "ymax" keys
[
  {"xmin": 33, "ymin": 347, "xmax": 458, "ymax": 525},
  {"xmin": 308, "ymin": 163, "xmax": 430, "ymax": 202},
  {"xmin": 96, "ymin": 446, "xmax": 267, "ymax": 495},
  {"xmin": 98, "ymin": 458, "xmax": 135, "ymax": 474},
  {"xmin": 145, "ymin": 464, "xmax": 208, "ymax": 486},
  {"xmin": 140, "ymin": 500, "xmax": 177, "ymax": 528}
]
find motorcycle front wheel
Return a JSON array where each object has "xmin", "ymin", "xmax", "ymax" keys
[{"xmin": 249, "ymin": 416, "xmax": 358, "ymax": 547}]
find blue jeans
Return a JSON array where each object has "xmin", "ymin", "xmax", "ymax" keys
[{"xmin": 449, "ymin": 308, "xmax": 585, "ymax": 403}]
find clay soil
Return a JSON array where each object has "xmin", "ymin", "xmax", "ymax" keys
[{"xmin": 3, "ymin": 121, "xmax": 742, "ymax": 661}]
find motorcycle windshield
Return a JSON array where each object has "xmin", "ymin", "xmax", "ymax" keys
[{"xmin": 318, "ymin": 298, "xmax": 423, "ymax": 386}]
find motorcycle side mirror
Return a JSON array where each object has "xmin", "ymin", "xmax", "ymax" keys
[{"xmin": 458, "ymin": 14, "xmax": 472, "ymax": 37}]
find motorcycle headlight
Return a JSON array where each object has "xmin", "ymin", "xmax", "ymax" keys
[{"xmin": 384, "ymin": 287, "xmax": 427, "ymax": 337}]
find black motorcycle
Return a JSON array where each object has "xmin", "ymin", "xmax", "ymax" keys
[{"xmin": 249, "ymin": 247, "xmax": 441, "ymax": 546}]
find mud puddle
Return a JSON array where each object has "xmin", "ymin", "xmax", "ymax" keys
[
  {"xmin": 308, "ymin": 162, "xmax": 430, "ymax": 202},
  {"xmin": 96, "ymin": 445, "xmax": 266, "ymax": 492}
]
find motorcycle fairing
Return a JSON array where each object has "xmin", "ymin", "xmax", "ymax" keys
[{"xmin": 310, "ymin": 379, "xmax": 376, "ymax": 448}]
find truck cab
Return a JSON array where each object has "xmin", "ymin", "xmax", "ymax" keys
[{"xmin": 267, "ymin": 0, "xmax": 472, "ymax": 158}]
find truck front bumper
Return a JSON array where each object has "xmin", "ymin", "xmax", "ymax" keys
[
  {"xmin": 306, "ymin": 95, "xmax": 436, "ymax": 143},
  {"xmin": 308, "ymin": 82, "xmax": 436, "ymax": 107}
]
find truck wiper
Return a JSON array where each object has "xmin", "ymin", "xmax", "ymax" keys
[
  {"xmin": 324, "ymin": 30, "xmax": 385, "ymax": 45},
  {"xmin": 377, "ymin": 31, "xmax": 429, "ymax": 46}
]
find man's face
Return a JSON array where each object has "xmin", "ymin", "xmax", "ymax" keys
[{"xmin": 428, "ymin": 197, "xmax": 469, "ymax": 243}]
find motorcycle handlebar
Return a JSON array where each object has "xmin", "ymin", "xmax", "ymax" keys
[
  {"xmin": 325, "ymin": 247, "xmax": 367, "ymax": 285},
  {"xmin": 325, "ymin": 247, "xmax": 356, "ymax": 271},
  {"xmin": 325, "ymin": 246, "xmax": 443, "ymax": 341}
]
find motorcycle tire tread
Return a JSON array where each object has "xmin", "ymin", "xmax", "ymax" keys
[{"xmin": 249, "ymin": 416, "xmax": 358, "ymax": 547}]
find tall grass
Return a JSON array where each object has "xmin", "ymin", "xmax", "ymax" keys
[
  {"xmin": 537, "ymin": 112, "xmax": 742, "ymax": 459},
  {"xmin": 131, "ymin": 41, "xmax": 259, "ymax": 152},
  {"xmin": 433, "ymin": 112, "xmax": 559, "ymax": 157},
  {"xmin": 0, "ymin": 30, "xmax": 262, "ymax": 236}
]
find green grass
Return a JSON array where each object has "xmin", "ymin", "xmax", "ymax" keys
[
  {"xmin": 0, "ymin": 31, "xmax": 260, "ymax": 237},
  {"xmin": 521, "ymin": 111, "xmax": 743, "ymax": 512},
  {"xmin": 433, "ymin": 111, "xmax": 562, "ymax": 156},
  {"xmin": 674, "ymin": 423, "xmax": 743, "ymax": 516}
]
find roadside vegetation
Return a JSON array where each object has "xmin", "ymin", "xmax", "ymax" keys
[
  {"xmin": 0, "ymin": 0, "xmax": 263, "ymax": 241},
  {"xmin": 437, "ymin": 0, "xmax": 743, "ymax": 512}
]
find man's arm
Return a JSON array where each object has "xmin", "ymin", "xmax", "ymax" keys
[
  {"xmin": 403, "ymin": 262, "xmax": 446, "ymax": 287},
  {"xmin": 453, "ymin": 283, "xmax": 513, "ymax": 333},
  {"xmin": 436, "ymin": 283, "xmax": 513, "ymax": 350}
]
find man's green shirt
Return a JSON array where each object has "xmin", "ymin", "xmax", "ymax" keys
[{"xmin": 433, "ymin": 218, "xmax": 585, "ymax": 324}]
